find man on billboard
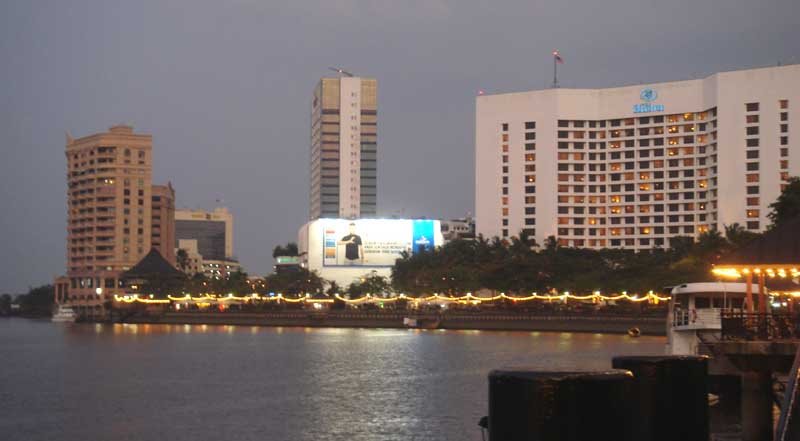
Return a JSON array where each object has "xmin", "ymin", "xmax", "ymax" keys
[{"xmin": 338, "ymin": 222, "xmax": 364, "ymax": 264}]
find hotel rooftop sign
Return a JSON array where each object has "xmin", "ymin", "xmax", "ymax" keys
[{"xmin": 633, "ymin": 88, "xmax": 664, "ymax": 114}]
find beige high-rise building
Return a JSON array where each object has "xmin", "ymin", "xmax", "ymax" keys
[
  {"xmin": 56, "ymin": 125, "xmax": 175, "ymax": 314},
  {"xmin": 151, "ymin": 183, "xmax": 176, "ymax": 265},
  {"xmin": 475, "ymin": 65, "xmax": 799, "ymax": 249},
  {"xmin": 310, "ymin": 76, "xmax": 377, "ymax": 220}
]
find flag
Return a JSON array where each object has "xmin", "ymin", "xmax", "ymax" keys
[{"xmin": 553, "ymin": 50, "xmax": 563, "ymax": 64}]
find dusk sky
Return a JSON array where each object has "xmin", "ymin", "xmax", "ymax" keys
[{"xmin": 1, "ymin": 0, "xmax": 798, "ymax": 293}]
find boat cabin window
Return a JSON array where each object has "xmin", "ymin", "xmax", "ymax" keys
[{"xmin": 694, "ymin": 297, "xmax": 711, "ymax": 308}]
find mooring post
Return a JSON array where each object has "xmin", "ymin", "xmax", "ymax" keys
[
  {"xmin": 611, "ymin": 355, "xmax": 709, "ymax": 441},
  {"xmin": 741, "ymin": 370, "xmax": 773, "ymax": 441},
  {"xmin": 488, "ymin": 369, "xmax": 634, "ymax": 441}
]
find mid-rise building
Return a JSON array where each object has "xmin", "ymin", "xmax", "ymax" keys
[
  {"xmin": 476, "ymin": 65, "xmax": 799, "ymax": 249},
  {"xmin": 441, "ymin": 217, "xmax": 476, "ymax": 241},
  {"xmin": 175, "ymin": 207, "xmax": 239, "ymax": 278},
  {"xmin": 58, "ymin": 125, "xmax": 164, "ymax": 313},
  {"xmin": 151, "ymin": 183, "xmax": 176, "ymax": 265},
  {"xmin": 310, "ymin": 75, "xmax": 378, "ymax": 220},
  {"xmin": 175, "ymin": 207, "xmax": 233, "ymax": 261}
]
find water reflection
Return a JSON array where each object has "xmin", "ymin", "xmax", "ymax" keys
[{"xmin": 1, "ymin": 319, "xmax": 665, "ymax": 441}]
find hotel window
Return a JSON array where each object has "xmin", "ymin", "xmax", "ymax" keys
[
  {"xmin": 558, "ymin": 120, "xmax": 569, "ymax": 128},
  {"xmin": 780, "ymin": 100, "xmax": 789, "ymax": 109},
  {"xmin": 525, "ymin": 186, "xmax": 536, "ymax": 193},
  {"xmin": 525, "ymin": 132, "xmax": 536, "ymax": 140},
  {"xmin": 525, "ymin": 121, "xmax": 536, "ymax": 130},
  {"xmin": 747, "ymin": 222, "xmax": 759, "ymax": 230},
  {"xmin": 745, "ymin": 103, "xmax": 759, "ymax": 112},
  {"xmin": 746, "ymin": 150, "xmax": 759, "ymax": 159},
  {"xmin": 780, "ymin": 160, "xmax": 789, "ymax": 169},
  {"xmin": 746, "ymin": 127, "xmax": 759, "ymax": 136},
  {"xmin": 525, "ymin": 143, "xmax": 536, "ymax": 151},
  {"xmin": 558, "ymin": 131, "xmax": 569, "ymax": 138},
  {"xmin": 747, "ymin": 186, "xmax": 759, "ymax": 194},
  {"xmin": 746, "ymin": 138, "xmax": 759, "ymax": 147},
  {"xmin": 781, "ymin": 148, "xmax": 789, "ymax": 157},
  {"xmin": 525, "ymin": 154, "xmax": 535, "ymax": 162},
  {"xmin": 746, "ymin": 174, "xmax": 759, "ymax": 183},
  {"xmin": 525, "ymin": 196, "xmax": 536, "ymax": 204},
  {"xmin": 780, "ymin": 113, "xmax": 788, "ymax": 122},
  {"xmin": 502, "ymin": 123, "xmax": 508, "ymax": 131},
  {"xmin": 780, "ymin": 124, "xmax": 788, "ymax": 133},
  {"xmin": 746, "ymin": 115, "xmax": 759, "ymax": 123},
  {"xmin": 781, "ymin": 136, "xmax": 788, "ymax": 145}
]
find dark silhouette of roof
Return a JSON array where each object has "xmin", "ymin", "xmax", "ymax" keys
[
  {"xmin": 122, "ymin": 248, "xmax": 184, "ymax": 279},
  {"xmin": 717, "ymin": 216, "xmax": 800, "ymax": 266}
]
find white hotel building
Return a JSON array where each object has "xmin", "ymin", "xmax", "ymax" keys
[{"xmin": 476, "ymin": 65, "xmax": 799, "ymax": 249}]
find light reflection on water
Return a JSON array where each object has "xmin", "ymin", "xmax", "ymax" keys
[{"xmin": 0, "ymin": 318, "xmax": 665, "ymax": 441}]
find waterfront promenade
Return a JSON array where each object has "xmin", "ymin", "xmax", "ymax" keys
[{"xmin": 111, "ymin": 309, "xmax": 667, "ymax": 335}]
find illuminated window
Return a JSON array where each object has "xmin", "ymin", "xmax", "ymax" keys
[
  {"xmin": 525, "ymin": 154, "xmax": 535, "ymax": 162},
  {"xmin": 746, "ymin": 210, "xmax": 759, "ymax": 218},
  {"xmin": 746, "ymin": 174, "xmax": 759, "ymax": 183}
]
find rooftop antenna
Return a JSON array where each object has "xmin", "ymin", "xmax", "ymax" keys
[{"xmin": 328, "ymin": 67, "xmax": 354, "ymax": 77}]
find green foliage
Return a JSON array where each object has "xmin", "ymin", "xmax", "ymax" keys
[
  {"xmin": 264, "ymin": 268, "xmax": 324, "ymax": 296},
  {"xmin": 0, "ymin": 293, "xmax": 12, "ymax": 315},
  {"xmin": 272, "ymin": 242, "xmax": 299, "ymax": 258},
  {"xmin": 392, "ymin": 229, "xmax": 758, "ymax": 295},
  {"xmin": 347, "ymin": 272, "xmax": 391, "ymax": 298},
  {"xmin": 176, "ymin": 249, "xmax": 190, "ymax": 272},
  {"xmin": 15, "ymin": 285, "xmax": 54, "ymax": 316},
  {"xmin": 768, "ymin": 176, "xmax": 800, "ymax": 228}
]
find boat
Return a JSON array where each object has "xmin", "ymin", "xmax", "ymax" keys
[
  {"xmin": 51, "ymin": 305, "xmax": 77, "ymax": 323},
  {"xmin": 627, "ymin": 327, "xmax": 641, "ymax": 337},
  {"xmin": 665, "ymin": 282, "xmax": 752, "ymax": 356},
  {"xmin": 403, "ymin": 316, "xmax": 440, "ymax": 329}
]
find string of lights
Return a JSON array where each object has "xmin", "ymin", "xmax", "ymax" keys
[{"xmin": 114, "ymin": 291, "xmax": 673, "ymax": 305}]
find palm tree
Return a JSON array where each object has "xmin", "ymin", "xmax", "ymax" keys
[{"xmin": 176, "ymin": 248, "xmax": 190, "ymax": 273}]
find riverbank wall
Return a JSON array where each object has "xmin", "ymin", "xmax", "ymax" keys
[{"xmin": 113, "ymin": 311, "xmax": 667, "ymax": 336}]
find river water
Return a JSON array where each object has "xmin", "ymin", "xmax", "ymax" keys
[{"xmin": 0, "ymin": 318, "xmax": 665, "ymax": 441}]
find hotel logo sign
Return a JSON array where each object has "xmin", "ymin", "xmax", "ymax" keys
[{"xmin": 633, "ymin": 88, "xmax": 664, "ymax": 114}]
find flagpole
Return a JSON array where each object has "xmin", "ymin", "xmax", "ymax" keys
[{"xmin": 552, "ymin": 50, "xmax": 559, "ymax": 88}]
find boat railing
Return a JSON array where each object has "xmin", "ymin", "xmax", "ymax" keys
[{"xmin": 720, "ymin": 312, "xmax": 800, "ymax": 341}]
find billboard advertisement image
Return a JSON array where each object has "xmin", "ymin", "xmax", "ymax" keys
[{"xmin": 319, "ymin": 219, "xmax": 441, "ymax": 267}]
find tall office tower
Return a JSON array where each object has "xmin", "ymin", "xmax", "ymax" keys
[
  {"xmin": 151, "ymin": 183, "xmax": 176, "ymax": 265},
  {"xmin": 310, "ymin": 75, "xmax": 377, "ymax": 220},
  {"xmin": 57, "ymin": 125, "xmax": 154, "ymax": 312},
  {"xmin": 475, "ymin": 65, "xmax": 799, "ymax": 250}
]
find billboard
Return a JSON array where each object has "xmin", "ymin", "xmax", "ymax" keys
[{"xmin": 317, "ymin": 219, "xmax": 442, "ymax": 267}]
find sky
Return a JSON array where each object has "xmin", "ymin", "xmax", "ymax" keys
[{"xmin": 1, "ymin": 0, "xmax": 798, "ymax": 293}]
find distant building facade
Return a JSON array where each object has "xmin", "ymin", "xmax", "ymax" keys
[
  {"xmin": 441, "ymin": 217, "xmax": 476, "ymax": 241},
  {"xmin": 476, "ymin": 65, "xmax": 800, "ymax": 250},
  {"xmin": 56, "ymin": 125, "xmax": 175, "ymax": 315},
  {"xmin": 151, "ymin": 183, "xmax": 176, "ymax": 265},
  {"xmin": 310, "ymin": 76, "xmax": 378, "ymax": 220},
  {"xmin": 175, "ymin": 207, "xmax": 233, "ymax": 261},
  {"xmin": 175, "ymin": 207, "xmax": 239, "ymax": 279}
]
